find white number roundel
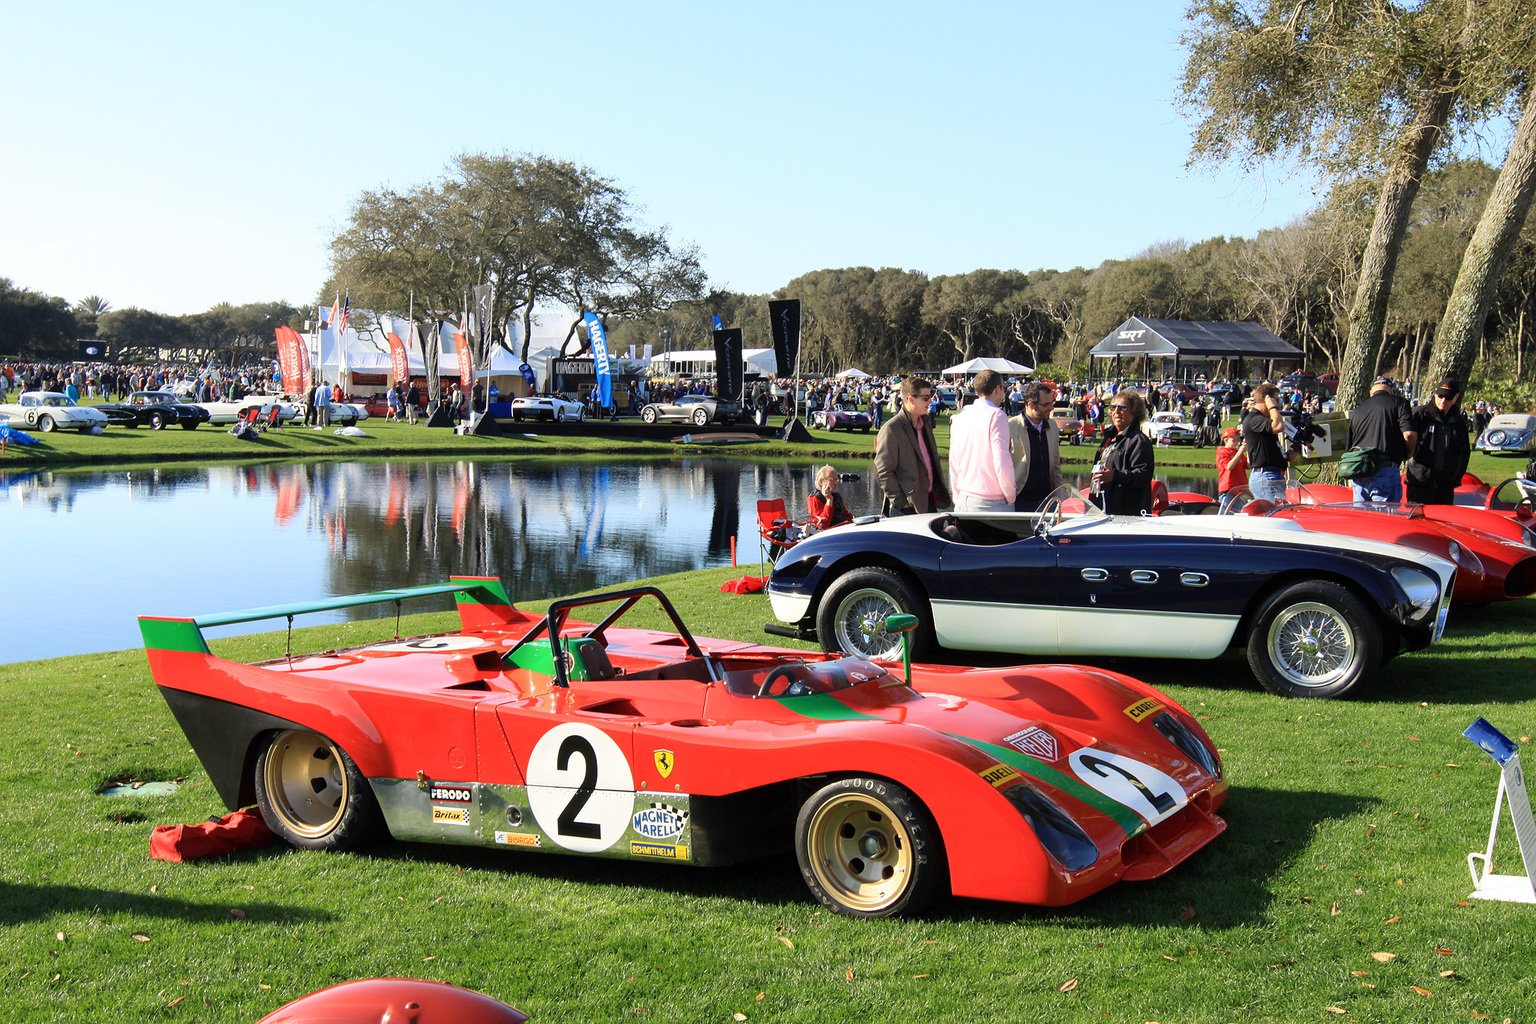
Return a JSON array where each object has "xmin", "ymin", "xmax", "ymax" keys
[
  {"xmin": 369, "ymin": 636, "xmax": 490, "ymax": 653},
  {"xmin": 526, "ymin": 723, "xmax": 635, "ymax": 853},
  {"xmin": 1068, "ymin": 747, "xmax": 1188, "ymax": 827}
]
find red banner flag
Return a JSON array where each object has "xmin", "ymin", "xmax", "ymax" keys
[
  {"xmin": 454, "ymin": 315, "xmax": 474, "ymax": 393},
  {"xmin": 385, "ymin": 319, "xmax": 412, "ymax": 386},
  {"xmin": 274, "ymin": 326, "xmax": 310, "ymax": 396}
]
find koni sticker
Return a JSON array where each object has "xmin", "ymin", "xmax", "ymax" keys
[
  {"xmin": 1123, "ymin": 697, "xmax": 1165, "ymax": 722},
  {"xmin": 1004, "ymin": 726, "xmax": 1059, "ymax": 761},
  {"xmin": 432, "ymin": 807, "xmax": 469, "ymax": 826},
  {"xmin": 632, "ymin": 802, "xmax": 688, "ymax": 840},
  {"xmin": 979, "ymin": 763, "xmax": 1023, "ymax": 788},
  {"xmin": 630, "ymin": 841, "xmax": 690, "ymax": 860}
]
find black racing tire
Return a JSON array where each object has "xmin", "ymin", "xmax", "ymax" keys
[
  {"xmin": 692, "ymin": 407, "xmax": 710, "ymax": 427},
  {"xmin": 254, "ymin": 729, "xmax": 387, "ymax": 851},
  {"xmin": 180, "ymin": 421, "xmax": 198, "ymax": 430},
  {"xmin": 815, "ymin": 566, "xmax": 934, "ymax": 661},
  {"xmin": 37, "ymin": 415, "xmax": 56, "ymax": 433},
  {"xmin": 1245, "ymin": 581, "xmax": 1381, "ymax": 698},
  {"xmin": 795, "ymin": 775, "xmax": 945, "ymax": 918},
  {"xmin": 149, "ymin": 411, "xmax": 167, "ymax": 430},
  {"xmin": 512, "ymin": 410, "xmax": 524, "ymax": 422},
  {"xmin": 641, "ymin": 406, "xmax": 658, "ymax": 424}
]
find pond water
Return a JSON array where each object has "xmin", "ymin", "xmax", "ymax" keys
[{"xmin": 1, "ymin": 458, "xmax": 1215, "ymax": 664}]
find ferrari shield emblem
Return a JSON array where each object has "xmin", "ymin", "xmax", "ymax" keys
[{"xmin": 653, "ymin": 749, "xmax": 675, "ymax": 779}]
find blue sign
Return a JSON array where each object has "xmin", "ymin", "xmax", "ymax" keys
[{"xmin": 583, "ymin": 312, "xmax": 613, "ymax": 408}]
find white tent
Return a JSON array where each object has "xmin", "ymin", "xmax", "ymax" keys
[
  {"xmin": 650, "ymin": 348, "xmax": 778, "ymax": 376},
  {"xmin": 940, "ymin": 356, "xmax": 1034, "ymax": 375},
  {"xmin": 835, "ymin": 367, "xmax": 872, "ymax": 378}
]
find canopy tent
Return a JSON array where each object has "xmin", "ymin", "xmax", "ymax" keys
[
  {"xmin": 835, "ymin": 367, "xmax": 871, "ymax": 378},
  {"xmin": 940, "ymin": 356, "xmax": 1034, "ymax": 375},
  {"xmin": 1089, "ymin": 318, "xmax": 1302, "ymax": 373},
  {"xmin": 650, "ymin": 348, "xmax": 778, "ymax": 376}
]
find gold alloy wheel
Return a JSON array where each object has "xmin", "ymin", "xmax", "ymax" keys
[
  {"xmin": 262, "ymin": 730, "xmax": 349, "ymax": 839},
  {"xmin": 805, "ymin": 791, "xmax": 915, "ymax": 913}
]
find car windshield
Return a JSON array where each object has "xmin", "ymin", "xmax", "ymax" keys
[
  {"xmin": 1489, "ymin": 477, "xmax": 1536, "ymax": 511},
  {"xmin": 1306, "ymin": 501, "xmax": 1424, "ymax": 520},
  {"xmin": 723, "ymin": 657, "xmax": 898, "ymax": 698},
  {"xmin": 42, "ymin": 395, "xmax": 77, "ymax": 407}
]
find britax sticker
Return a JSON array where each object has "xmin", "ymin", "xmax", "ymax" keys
[
  {"xmin": 1004, "ymin": 726, "xmax": 1059, "ymax": 761},
  {"xmin": 632, "ymin": 802, "xmax": 689, "ymax": 840},
  {"xmin": 495, "ymin": 831, "xmax": 540, "ymax": 847},
  {"xmin": 430, "ymin": 785, "xmax": 471, "ymax": 803},
  {"xmin": 1123, "ymin": 697, "xmax": 1165, "ymax": 722},
  {"xmin": 432, "ymin": 807, "xmax": 469, "ymax": 825}
]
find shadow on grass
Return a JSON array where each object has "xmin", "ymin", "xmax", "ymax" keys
[
  {"xmin": 326, "ymin": 784, "xmax": 1374, "ymax": 928},
  {"xmin": 0, "ymin": 876, "xmax": 334, "ymax": 927}
]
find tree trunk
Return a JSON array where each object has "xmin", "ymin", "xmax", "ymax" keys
[
  {"xmin": 1425, "ymin": 87, "xmax": 1536, "ymax": 389},
  {"xmin": 1336, "ymin": 85, "xmax": 1459, "ymax": 412}
]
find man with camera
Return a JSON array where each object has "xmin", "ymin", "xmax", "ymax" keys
[
  {"xmin": 1345, "ymin": 376, "xmax": 1418, "ymax": 503},
  {"xmin": 1240, "ymin": 382, "xmax": 1298, "ymax": 504}
]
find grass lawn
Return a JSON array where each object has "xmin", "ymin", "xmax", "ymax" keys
[{"xmin": 3, "ymin": 565, "xmax": 1535, "ymax": 1022}]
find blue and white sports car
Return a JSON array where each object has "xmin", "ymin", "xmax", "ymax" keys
[{"xmin": 766, "ymin": 486, "xmax": 1456, "ymax": 699}]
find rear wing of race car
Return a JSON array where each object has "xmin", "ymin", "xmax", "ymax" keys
[{"xmin": 138, "ymin": 575, "xmax": 527, "ymax": 655}]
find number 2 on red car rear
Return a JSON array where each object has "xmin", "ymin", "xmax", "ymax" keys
[
  {"xmin": 525, "ymin": 723, "xmax": 635, "ymax": 853},
  {"xmin": 1068, "ymin": 748, "xmax": 1188, "ymax": 828}
]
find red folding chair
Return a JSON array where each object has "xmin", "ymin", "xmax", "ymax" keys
[{"xmin": 757, "ymin": 498, "xmax": 807, "ymax": 576}]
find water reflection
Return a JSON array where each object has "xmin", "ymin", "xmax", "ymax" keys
[{"xmin": 0, "ymin": 459, "xmax": 1215, "ymax": 664}]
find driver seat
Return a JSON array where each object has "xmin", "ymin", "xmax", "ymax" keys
[{"xmin": 564, "ymin": 637, "xmax": 618, "ymax": 681}]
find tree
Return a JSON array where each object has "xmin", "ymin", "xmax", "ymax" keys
[
  {"xmin": 0, "ymin": 279, "xmax": 77, "ymax": 358},
  {"xmin": 329, "ymin": 152, "xmax": 705, "ymax": 381},
  {"xmin": 96, "ymin": 307, "xmax": 184, "ymax": 361},
  {"xmin": 73, "ymin": 295, "xmax": 110, "ymax": 339},
  {"xmin": 1181, "ymin": 0, "xmax": 1504, "ymax": 410}
]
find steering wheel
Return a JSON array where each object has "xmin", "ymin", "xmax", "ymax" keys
[{"xmin": 757, "ymin": 664, "xmax": 806, "ymax": 697}]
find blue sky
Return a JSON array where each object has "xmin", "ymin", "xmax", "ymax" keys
[{"xmin": 1, "ymin": 1, "xmax": 1326, "ymax": 316}]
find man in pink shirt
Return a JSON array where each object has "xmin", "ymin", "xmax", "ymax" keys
[{"xmin": 948, "ymin": 370, "xmax": 1016, "ymax": 513}]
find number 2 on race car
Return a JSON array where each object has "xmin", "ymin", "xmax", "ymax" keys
[
  {"xmin": 1068, "ymin": 748, "xmax": 1188, "ymax": 828},
  {"xmin": 526, "ymin": 723, "xmax": 636, "ymax": 853}
]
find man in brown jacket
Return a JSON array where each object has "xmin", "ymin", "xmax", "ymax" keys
[{"xmin": 875, "ymin": 376, "xmax": 951, "ymax": 515}]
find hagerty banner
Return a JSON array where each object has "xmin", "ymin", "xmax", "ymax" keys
[{"xmin": 274, "ymin": 325, "xmax": 310, "ymax": 395}]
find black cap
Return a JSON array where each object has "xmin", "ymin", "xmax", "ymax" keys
[
  {"xmin": 1371, "ymin": 375, "xmax": 1395, "ymax": 388},
  {"xmin": 1435, "ymin": 377, "xmax": 1462, "ymax": 398}
]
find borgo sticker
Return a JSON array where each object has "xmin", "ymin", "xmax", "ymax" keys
[
  {"xmin": 369, "ymin": 635, "xmax": 491, "ymax": 653},
  {"xmin": 1067, "ymin": 747, "xmax": 1188, "ymax": 827},
  {"xmin": 526, "ymin": 723, "xmax": 635, "ymax": 854}
]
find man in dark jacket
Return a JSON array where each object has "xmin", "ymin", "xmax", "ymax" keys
[
  {"xmin": 874, "ymin": 377, "xmax": 951, "ymax": 515},
  {"xmin": 1405, "ymin": 377, "xmax": 1471, "ymax": 505},
  {"xmin": 1345, "ymin": 376, "xmax": 1417, "ymax": 503}
]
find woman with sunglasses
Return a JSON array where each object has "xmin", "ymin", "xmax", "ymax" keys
[{"xmin": 1093, "ymin": 388, "xmax": 1154, "ymax": 515}]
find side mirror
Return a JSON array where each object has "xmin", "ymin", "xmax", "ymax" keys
[{"xmin": 882, "ymin": 614, "xmax": 918, "ymax": 634}]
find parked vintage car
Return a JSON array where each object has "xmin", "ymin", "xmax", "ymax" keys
[
  {"xmin": 1477, "ymin": 414, "xmax": 1536, "ymax": 457},
  {"xmin": 640, "ymin": 394, "xmax": 740, "ymax": 427},
  {"xmin": 1050, "ymin": 407, "xmax": 1096, "ymax": 444},
  {"xmin": 510, "ymin": 393, "xmax": 586, "ymax": 422},
  {"xmin": 812, "ymin": 408, "xmax": 873, "ymax": 432},
  {"xmin": 141, "ymin": 579, "xmax": 1227, "ymax": 918},
  {"xmin": 96, "ymin": 390, "xmax": 212, "ymax": 430},
  {"xmin": 766, "ymin": 485, "xmax": 1456, "ymax": 699},
  {"xmin": 195, "ymin": 395, "xmax": 368, "ymax": 427},
  {"xmin": 0, "ymin": 392, "xmax": 110, "ymax": 433},
  {"xmin": 1144, "ymin": 411, "xmax": 1200, "ymax": 445}
]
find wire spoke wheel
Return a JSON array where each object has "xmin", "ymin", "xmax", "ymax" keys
[
  {"xmin": 832, "ymin": 589, "xmax": 905, "ymax": 660},
  {"xmin": 1266, "ymin": 601, "xmax": 1354, "ymax": 689}
]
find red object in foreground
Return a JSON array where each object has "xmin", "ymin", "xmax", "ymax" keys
[
  {"xmin": 150, "ymin": 808, "xmax": 274, "ymax": 862},
  {"xmin": 253, "ymin": 978, "xmax": 527, "ymax": 1023},
  {"xmin": 720, "ymin": 575, "xmax": 766, "ymax": 594}
]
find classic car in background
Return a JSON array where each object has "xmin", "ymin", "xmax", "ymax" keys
[
  {"xmin": 640, "ymin": 394, "xmax": 741, "ymax": 426},
  {"xmin": 1283, "ymin": 477, "xmax": 1536, "ymax": 547},
  {"xmin": 96, "ymin": 391, "xmax": 212, "ymax": 430},
  {"xmin": 0, "ymin": 392, "xmax": 110, "ymax": 433},
  {"xmin": 812, "ymin": 408, "xmax": 873, "ymax": 432},
  {"xmin": 510, "ymin": 393, "xmax": 586, "ymax": 422},
  {"xmin": 766, "ymin": 485, "xmax": 1456, "ymax": 699},
  {"xmin": 194, "ymin": 395, "xmax": 368, "ymax": 427},
  {"xmin": 1477, "ymin": 414, "xmax": 1536, "ymax": 457},
  {"xmin": 1050, "ymin": 407, "xmax": 1095, "ymax": 444},
  {"xmin": 1144, "ymin": 411, "xmax": 1200, "ymax": 445},
  {"xmin": 142, "ymin": 579, "xmax": 1227, "ymax": 918}
]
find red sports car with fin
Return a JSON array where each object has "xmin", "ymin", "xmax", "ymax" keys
[{"xmin": 140, "ymin": 578, "xmax": 1226, "ymax": 918}]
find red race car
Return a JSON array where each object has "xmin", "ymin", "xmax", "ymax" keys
[{"xmin": 140, "ymin": 578, "xmax": 1227, "ymax": 918}]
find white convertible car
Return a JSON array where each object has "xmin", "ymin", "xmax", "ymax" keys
[
  {"xmin": 0, "ymin": 392, "xmax": 110, "ymax": 433},
  {"xmin": 195, "ymin": 395, "xmax": 369, "ymax": 426},
  {"xmin": 510, "ymin": 393, "xmax": 585, "ymax": 422}
]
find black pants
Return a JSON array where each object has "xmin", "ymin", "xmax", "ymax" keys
[{"xmin": 1405, "ymin": 483, "xmax": 1455, "ymax": 506}]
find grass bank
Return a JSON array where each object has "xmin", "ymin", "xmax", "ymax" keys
[{"xmin": 2, "ymin": 565, "xmax": 1534, "ymax": 1022}]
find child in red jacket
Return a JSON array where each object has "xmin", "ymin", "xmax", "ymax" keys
[{"xmin": 1216, "ymin": 427, "xmax": 1249, "ymax": 513}]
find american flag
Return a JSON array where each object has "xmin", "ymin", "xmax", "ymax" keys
[{"xmin": 336, "ymin": 291, "xmax": 351, "ymax": 337}]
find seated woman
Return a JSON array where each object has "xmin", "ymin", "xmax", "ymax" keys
[{"xmin": 807, "ymin": 464, "xmax": 854, "ymax": 531}]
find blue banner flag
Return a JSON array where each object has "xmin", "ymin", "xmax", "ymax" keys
[
  {"xmin": 519, "ymin": 362, "xmax": 537, "ymax": 391},
  {"xmin": 583, "ymin": 312, "xmax": 613, "ymax": 408},
  {"xmin": 712, "ymin": 315, "xmax": 724, "ymax": 331}
]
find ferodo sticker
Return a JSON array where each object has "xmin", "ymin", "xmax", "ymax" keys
[
  {"xmin": 1068, "ymin": 747, "xmax": 1187, "ymax": 827},
  {"xmin": 1123, "ymin": 697, "xmax": 1165, "ymax": 722},
  {"xmin": 432, "ymin": 807, "xmax": 469, "ymax": 825},
  {"xmin": 370, "ymin": 635, "xmax": 490, "ymax": 653},
  {"xmin": 526, "ymin": 723, "xmax": 635, "ymax": 854},
  {"xmin": 430, "ymin": 785, "xmax": 471, "ymax": 803},
  {"xmin": 979, "ymin": 763, "xmax": 1022, "ymax": 788}
]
